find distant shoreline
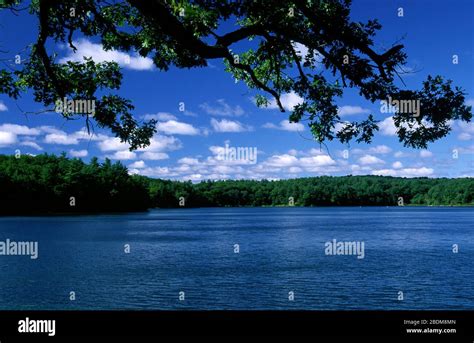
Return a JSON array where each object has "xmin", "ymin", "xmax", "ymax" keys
[
  {"xmin": 1, "ymin": 204, "xmax": 473, "ymax": 217},
  {"xmin": 2, "ymin": 155, "xmax": 474, "ymax": 214}
]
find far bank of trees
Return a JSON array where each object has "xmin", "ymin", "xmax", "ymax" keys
[
  {"xmin": 0, "ymin": 154, "xmax": 150, "ymax": 214},
  {"xmin": 0, "ymin": 154, "xmax": 473, "ymax": 214},
  {"xmin": 148, "ymin": 175, "xmax": 474, "ymax": 208}
]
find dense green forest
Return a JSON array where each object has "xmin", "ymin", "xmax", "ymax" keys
[
  {"xmin": 0, "ymin": 154, "xmax": 473, "ymax": 214},
  {"xmin": 0, "ymin": 154, "xmax": 151, "ymax": 214}
]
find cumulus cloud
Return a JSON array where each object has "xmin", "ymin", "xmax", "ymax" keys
[
  {"xmin": 358, "ymin": 155, "xmax": 385, "ymax": 165},
  {"xmin": 97, "ymin": 135, "xmax": 181, "ymax": 155},
  {"xmin": 108, "ymin": 150, "xmax": 137, "ymax": 160},
  {"xmin": 263, "ymin": 120, "xmax": 304, "ymax": 132},
  {"xmin": 368, "ymin": 145, "xmax": 392, "ymax": 154},
  {"xmin": 20, "ymin": 141, "xmax": 43, "ymax": 151},
  {"xmin": 378, "ymin": 116, "xmax": 397, "ymax": 136},
  {"xmin": 265, "ymin": 91, "xmax": 304, "ymax": 111},
  {"xmin": 156, "ymin": 120, "xmax": 200, "ymax": 135},
  {"xmin": 210, "ymin": 118, "xmax": 251, "ymax": 132},
  {"xmin": 130, "ymin": 166, "xmax": 173, "ymax": 178},
  {"xmin": 419, "ymin": 150, "xmax": 433, "ymax": 158},
  {"xmin": 292, "ymin": 42, "xmax": 323, "ymax": 63},
  {"xmin": 293, "ymin": 42, "xmax": 309, "ymax": 59},
  {"xmin": 458, "ymin": 132, "xmax": 472, "ymax": 141},
  {"xmin": 265, "ymin": 154, "xmax": 299, "ymax": 168},
  {"xmin": 97, "ymin": 137, "xmax": 128, "ymax": 152},
  {"xmin": 178, "ymin": 157, "xmax": 199, "ymax": 165},
  {"xmin": 44, "ymin": 132, "xmax": 79, "ymax": 145},
  {"xmin": 199, "ymin": 99, "xmax": 244, "ymax": 117},
  {"xmin": 337, "ymin": 106, "xmax": 370, "ymax": 116},
  {"xmin": 0, "ymin": 131, "xmax": 17, "ymax": 146},
  {"xmin": 372, "ymin": 167, "xmax": 434, "ymax": 177},
  {"xmin": 393, "ymin": 151, "xmax": 411, "ymax": 158},
  {"xmin": 137, "ymin": 135, "xmax": 182, "ymax": 153},
  {"xmin": 143, "ymin": 112, "xmax": 177, "ymax": 121},
  {"xmin": 129, "ymin": 160, "xmax": 146, "ymax": 169},
  {"xmin": 299, "ymin": 155, "xmax": 336, "ymax": 168},
  {"xmin": 392, "ymin": 161, "xmax": 403, "ymax": 169},
  {"xmin": 0, "ymin": 124, "xmax": 40, "ymax": 135},
  {"xmin": 457, "ymin": 121, "xmax": 474, "ymax": 141},
  {"xmin": 352, "ymin": 145, "xmax": 392, "ymax": 155},
  {"xmin": 263, "ymin": 151, "xmax": 336, "ymax": 172},
  {"xmin": 69, "ymin": 149, "xmax": 88, "ymax": 157},
  {"xmin": 140, "ymin": 152, "xmax": 169, "ymax": 160},
  {"xmin": 0, "ymin": 101, "xmax": 7, "ymax": 112},
  {"xmin": 60, "ymin": 39, "xmax": 154, "ymax": 71}
]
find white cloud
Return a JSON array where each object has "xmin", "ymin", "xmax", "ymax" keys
[
  {"xmin": 372, "ymin": 167, "xmax": 434, "ymax": 177},
  {"xmin": 263, "ymin": 120, "xmax": 304, "ymax": 132},
  {"xmin": 291, "ymin": 42, "xmax": 323, "ymax": 64},
  {"xmin": 199, "ymin": 99, "xmax": 244, "ymax": 117},
  {"xmin": 393, "ymin": 151, "xmax": 410, "ymax": 158},
  {"xmin": 140, "ymin": 152, "xmax": 169, "ymax": 160},
  {"xmin": 0, "ymin": 124, "xmax": 40, "ymax": 135},
  {"xmin": 289, "ymin": 166, "xmax": 303, "ymax": 173},
  {"xmin": 137, "ymin": 135, "xmax": 181, "ymax": 152},
  {"xmin": 44, "ymin": 132, "xmax": 79, "ymax": 145},
  {"xmin": 156, "ymin": 120, "xmax": 200, "ymax": 135},
  {"xmin": 265, "ymin": 91, "xmax": 304, "ymax": 111},
  {"xmin": 378, "ymin": 116, "xmax": 397, "ymax": 136},
  {"xmin": 367, "ymin": 145, "xmax": 392, "ymax": 154},
  {"xmin": 132, "ymin": 166, "xmax": 173, "ymax": 178},
  {"xmin": 20, "ymin": 141, "xmax": 43, "ymax": 151},
  {"xmin": 299, "ymin": 155, "xmax": 336, "ymax": 167},
  {"xmin": 185, "ymin": 174, "xmax": 204, "ymax": 182},
  {"xmin": 69, "ymin": 149, "xmax": 88, "ymax": 157},
  {"xmin": 458, "ymin": 132, "xmax": 472, "ymax": 141},
  {"xmin": 392, "ymin": 161, "xmax": 403, "ymax": 169},
  {"xmin": 358, "ymin": 154, "xmax": 385, "ymax": 165},
  {"xmin": 0, "ymin": 131, "xmax": 17, "ymax": 146},
  {"xmin": 265, "ymin": 154, "xmax": 299, "ymax": 167},
  {"xmin": 38, "ymin": 126, "xmax": 64, "ymax": 134},
  {"xmin": 97, "ymin": 137, "xmax": 128, "ymax": 151},
  {"xmin": 466, "ymin": 98, "xmax": 474, "ymax": 107},
  {"xmin": 457, "ymin": 121, "xmax": 474, "ymax": 141},
  {"xmin": 293, "ymin": 42, "xmax": 309, "ymax": 59},
  {"xmin": 333, "ymin": 121, "xmax": 351, "ymax": 135},
  {"xmin": 129, "ymin": 160, "xmax": 146, "ymax": 169},
  {"xmin": 210, "ymin": 118, "xmax": 250, "ymax": 132},
  {"xmin": 73, "ymin": 130, "xmax": 108, "ymax": 142},
  {"xmin": 419, "ymin": 150, "xmax": 433, "ymax": 158},
  {"xmin": 108, "ymin": 150, "xmax": 137, "ymax": 160},
  {"xmin": 178, "ymin": 157, "xmax": 199, "ymax": 165},
  {"xmin": 263, "ymin": 152, "xmax": 335, "ymax": 172},
  {"xmin": 338, "ymin": 106, "xmax": 370, "ymax": 116},
  {"xmin": 60, "ymin": 39, "xmax": 154, "ymax": 71},
  {"xmin": 0, "ymin": 101, "xmax": 7, "ymax": 112},
  {"xmin": 97, "ymin": 134, "xmax": 181, "ymax": 155},
  {"xmin": 143, "ymin": 112, "xmax": 177, "ymax": 121}
]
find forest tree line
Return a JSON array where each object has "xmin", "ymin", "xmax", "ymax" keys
[{"xmin": 0, "ymin": 154, "xmax": 473, "ymax": 214}]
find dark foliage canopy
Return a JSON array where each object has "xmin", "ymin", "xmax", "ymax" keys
[{"xmin": 0, "ymin": 0, "xmax": 471, "ymax": 149}]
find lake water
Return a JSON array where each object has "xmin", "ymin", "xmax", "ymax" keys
[{"xmin": 0, "ymin": 207, "xmax": 472, "ymax": 310}]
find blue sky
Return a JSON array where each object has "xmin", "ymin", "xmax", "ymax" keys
[{"xmin": 0, "ymin": 0, "xmax": 473, "ymax": 180}]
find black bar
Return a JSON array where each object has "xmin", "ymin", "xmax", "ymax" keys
[{"xmin": 0, "ymin": 311, "xmax": 472, "ymax": 339}]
